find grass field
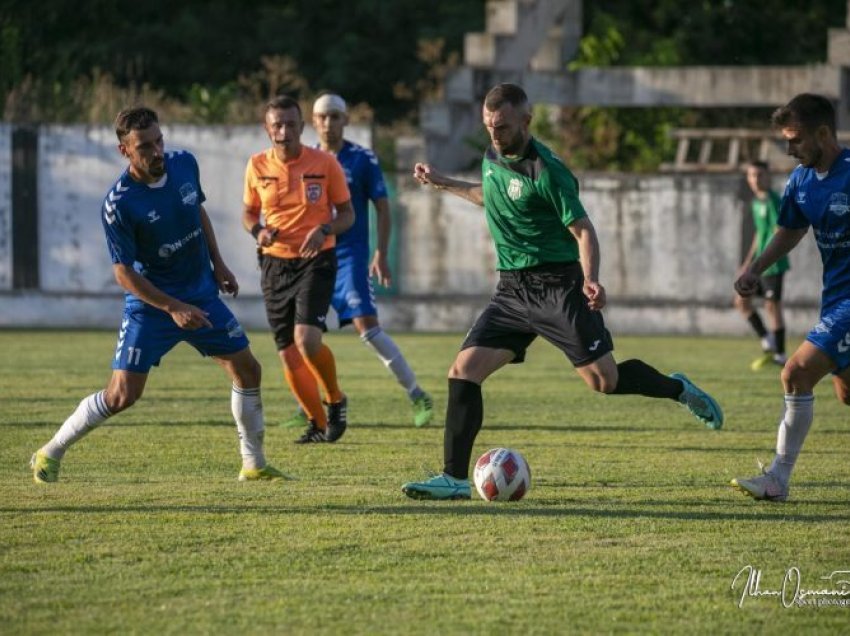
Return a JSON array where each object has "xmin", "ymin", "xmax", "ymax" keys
[{"xmin": 1, "ymin": 329, "xmax": 849, "ymax": 634}]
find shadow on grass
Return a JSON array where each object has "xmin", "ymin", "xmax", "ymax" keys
[{"xmin": 5, "ymin": 499, "xmax": 850, "ymax": 523}]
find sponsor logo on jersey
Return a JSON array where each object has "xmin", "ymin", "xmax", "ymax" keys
[
  {"xmin": 507, "ymin": 178, "xmax": 523, "ymax": 201},
  {"xmin": 796, "ymin": 192, "xmax": 807, "ymax": 205},
  {"xmin": 828, "ymin": 192, "xmax": 850, "ymax": 216},
  {"xmin": 838, "ymin": 331, "xmax": 850, "ymax": 353},
  {"xmin": 158, "ymin": 226, "xmax": 203, "ymax": 258},
  {"xmin": 306, "ymin": 183, "xmax": 323, "ymax": 203},
  {"xmin": 180, "ymin": 183, "xmax": 199, "ymax": 206}
]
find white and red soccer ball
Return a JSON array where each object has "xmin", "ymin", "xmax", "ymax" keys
[{"xmin": 473, "ymin": 448, "xmax": 531, "ymax": 502}]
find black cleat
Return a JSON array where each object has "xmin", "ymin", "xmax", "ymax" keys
[
  {"xmin": 294, "ymin": 420, "xmax": 327, "ymax": 444},
  {"xmin": 325, "ymin": 396, "xmax": 348, "ymax": 443}
]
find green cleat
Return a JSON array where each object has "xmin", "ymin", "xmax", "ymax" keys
[
  {"xmin": 412, "ymin": 392, "xmax": 434, "ymax": 428},
  {"xmin": 402, "ymin": 473, "xmax": 471, "ymax": 500},
  {"xmin": 671, "ymin": 372, "xmax": 724, "ymax": 430},
  {"xmin": 31, "ymin": 451, "xmax": 60, "ymax": 484},
  {"xmin": 280, "ymin": 410, "xmax": 309, "ymax": 429},
  {"xmin": 238, "ymin": 464, "xmax": 294, "ymax": 482}
]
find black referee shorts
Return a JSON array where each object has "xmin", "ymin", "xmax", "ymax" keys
[
  {"xmin": 260, "ymin": 249, "xmax": 336, "ymax": 350},
  {"xmin": 461, "ymin": 261, "xmax": 613, "ymax": 367}
]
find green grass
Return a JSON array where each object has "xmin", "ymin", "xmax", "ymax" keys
[{"xmin": 1, "ymin": 330, "xmax": 849, "ymax": 634}]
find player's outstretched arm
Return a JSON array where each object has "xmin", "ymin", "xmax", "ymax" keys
[
  {"xmin": 199, "ymin": 205, "xmax": 238, "ymax": 296},
  {"xmin": 413, "ymin": 162, "xmax": 484, "ymax": 206},
  {"xmin": 113, "ymin": 264, "xmax": 212, "ymax": 330},
  {"xmin": 735, "ymin": 226, "xmax": 807, "ymax": 296}
]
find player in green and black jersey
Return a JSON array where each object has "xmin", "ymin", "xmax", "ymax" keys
[
  {"xmin": 402, "ymin": 83, "xmax": 724, "ymax": 501},
  {"xmin": 734, "ymin": 160, "xmax": 790, "ymax": 370}
]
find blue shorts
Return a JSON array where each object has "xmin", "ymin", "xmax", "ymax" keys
[
  {"xmin": 111, "ymin": 296, "xmax": 249, "ymax": 373},
  {"xmin": 807, "ymin": 298, "xmax": 850, "ymax": 374},
  {"xmin": 331, "ymin": 253, "xmax": 377, "ymax": 327}
]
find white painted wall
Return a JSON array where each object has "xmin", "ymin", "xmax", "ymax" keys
[{"xmin": 0, "ymin": 125, "xmax": 825, "ymax": 335}]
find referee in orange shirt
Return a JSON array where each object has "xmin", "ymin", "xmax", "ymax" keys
[{"xmin": 243, "ymin": 95, "xmax": 354, "ymax": 444}]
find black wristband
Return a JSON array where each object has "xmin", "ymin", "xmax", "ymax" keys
[
  {"xmin": 320, "ymin": 223, "xmax": 333, "ymax": 236},
  {"xmin": 250, "ymin": 223, "xmax": 263, "ymax": 239}
]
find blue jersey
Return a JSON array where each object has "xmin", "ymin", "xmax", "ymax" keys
[
  {"xmin": 779, "ymin": 147, "xmax": 850, "ymax": 311},
  {"xmin": 328, "ymin": 140, "xmax": 388, "ymax": 261},
  {"xmin": 101, "ymin": 150, "xmax": 217, "ymax": 311}
]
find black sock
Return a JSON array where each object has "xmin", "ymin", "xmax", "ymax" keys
[
  {"xmin": 747, "ymin": 312, "xmax": 768, "ymax": 338},
  {"xmin": 773, "ymin": 328, "xmax": 786, "ymax": 355},
  {"xmin": 611, "ymin": 359, "xmax": 682, "ymax": 400},
  {"xmin": 443, "ymin": 378, "xmax": 483, "ymax": 480}
]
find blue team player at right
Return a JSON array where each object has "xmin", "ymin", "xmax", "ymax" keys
[
  {"xmin": 280, "ymin": 93, "xmax": 433, "ymax": 429},
  {"xmin": 733, "ymin": 93, "xmax": 850, "ymax": 502}
]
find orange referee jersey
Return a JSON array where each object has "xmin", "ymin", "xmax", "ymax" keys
[{"xmin": 243, "ymin": 146, "xmax": 351, "ymax": 259}]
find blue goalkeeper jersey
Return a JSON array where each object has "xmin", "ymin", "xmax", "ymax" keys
[
  {"xmin": 329, "ymin": 140, "xmax": 388, "ymax": 261},
  {"xmin": 779, "ymin": 147, "xmax": 850, "ymax": 311},
  {"xmin": 101, "ymin": 150, "xmax": 217, "ymax": 311}
]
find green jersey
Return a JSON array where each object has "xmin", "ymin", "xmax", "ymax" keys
[
  {"xmin": 481, "ymin": 138, "xmax": 587, "ymax": 270},
  {"xmin": 752, "ymin": 191, "xmax": 790, "ymax": 276}
]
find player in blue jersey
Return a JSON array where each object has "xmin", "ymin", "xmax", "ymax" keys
[
  {"xmin": 732, "ymin": 93, "xmax": 850, "ymax": 502},
  {"xmin": 30, "ymin": 107, "xmax": 288, "ymax": 484},
  {"xmin": 279, "ymin": 93, "xmax": 433, "ymax": 428}
]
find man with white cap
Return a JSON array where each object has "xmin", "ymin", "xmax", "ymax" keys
[{"xmin": 281, "ymin": 92, "xmax": 433, "ymax": 428}]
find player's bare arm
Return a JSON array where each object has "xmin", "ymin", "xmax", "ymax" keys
[
  {"xmin": 112, "ymin": 263, "xmax": 212, "ymax": 330},
  {"xmin": 735, "ymin": 226, "xmax": 807, "ymax": 296},
  {"xmin": 568, "ymin": 216, "xmax": 606, "ymax": 311},
  {"xmin": 413, "ymin": 162, "xmax": 484, "ymax": 206},
  {"xmin": 370, "ymin": 197, "xmax": 392, "ymax": 287},
  {"xmin": 199, "ymin": 205, "xmax": 238, "ymax": 297},
  {"xmin": 298, "ymin": 199, "xmax": 355, "ymax": 258}
]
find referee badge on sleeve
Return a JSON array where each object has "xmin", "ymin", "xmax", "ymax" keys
[{"xmin": 306, "ymin": 183, "xmax": 323, "ymax": 203}]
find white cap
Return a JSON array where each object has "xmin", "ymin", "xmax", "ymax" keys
[{"xmin": 313, "ymin": 94, "xmax": 347, "ymax": 114}]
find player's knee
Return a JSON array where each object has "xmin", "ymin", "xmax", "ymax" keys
[
  {"xmin": 585, "ymin": 373, "xmax": 616, "ymax": 394},
  {"xmin": 781, "ymin": 360, "xmax": 816, "ymax": 394}
]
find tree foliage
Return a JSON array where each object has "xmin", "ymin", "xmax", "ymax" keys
[
  {"xmin": 1, "ymin": 0, "xmax": 847, "ymax": 170},
  {"xmin": 1, "ymin": 0, "xmax": 484, "ymax": 123}
]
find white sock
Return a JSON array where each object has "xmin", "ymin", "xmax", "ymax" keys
[
  {"xmin": 232, "ymin": 385, "xmax": 266, "ymax": 470},
  {"xmin": 361, "ymin": 326, "xmax": 421, "ymax": 398},
  {"xmin": 768, "ymin": 393, "xmax": 814, "ymax": 486},
  {"xmin": 41, "ymin": 391, "xmax": 112, "ymax": 460}
]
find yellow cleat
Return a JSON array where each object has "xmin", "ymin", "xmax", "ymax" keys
[
  {"xmin": 31, "ymin": 451, "xmax": 60, "ymax": 484},
  {"xmin": 750, "ymin": 352, "xmax": 774, "ymax": 371},
  {"xmin": 238, "ymin": 464, "xmax": 295, "ymax": 482}
]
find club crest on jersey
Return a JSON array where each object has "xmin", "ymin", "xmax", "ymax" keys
[
  {"xmin": 179, "ymin": 183, "xmax": 198, "ymax": 206},
  {"xmin": 507, "ymin": 178, "xmax": 523, "ymax": 201},
  {"xmin": 828, "ymin": 192, "xmax": 850, "ymax": 216},
  {"xmin": 306, "ymin": 183, "xmax": 323, "ymax": 203}
]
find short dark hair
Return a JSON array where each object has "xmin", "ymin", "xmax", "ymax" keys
[
  {"xmin": 114, "ymin": 107, "xmax": 158, "ymax": 141},
  {"xmin": 484, "ymin": 83, "xmax": 528, "ymax": 111},
  {"xmin": 772, "ymin": 93, "xmax": 836, "ymax": 134},
  {"xmin": 265, "ymin": 95, "xmax": 302, "ymax": 119},
  {"xmin": 748, "ymin": 160, "xmax": 769, "ymax": 170}
]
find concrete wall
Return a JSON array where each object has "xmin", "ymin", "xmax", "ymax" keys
[
  {"xmin": 0, "ymin": 125, "xmax": 11, "ymax": 290},
  {"xmin": 0, "ymin": 125, "xmax": 823, "ymax": 335}
]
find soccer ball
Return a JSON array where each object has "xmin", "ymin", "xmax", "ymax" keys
[{"xmin": 473, "ymin": 448, "xmax": 531, "ymax": 502}]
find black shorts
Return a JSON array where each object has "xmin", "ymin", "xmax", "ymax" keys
[
  {"xmin": 461, "ymin": 262, "xmax": 613, "ymax": 367},
  {"xmin": 754, "ymin": 274, "xmax": 784, "ymax": 301},
  {"xmin": 260, "ymin": 249, "xmax": 336, "ymax": 350}
]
